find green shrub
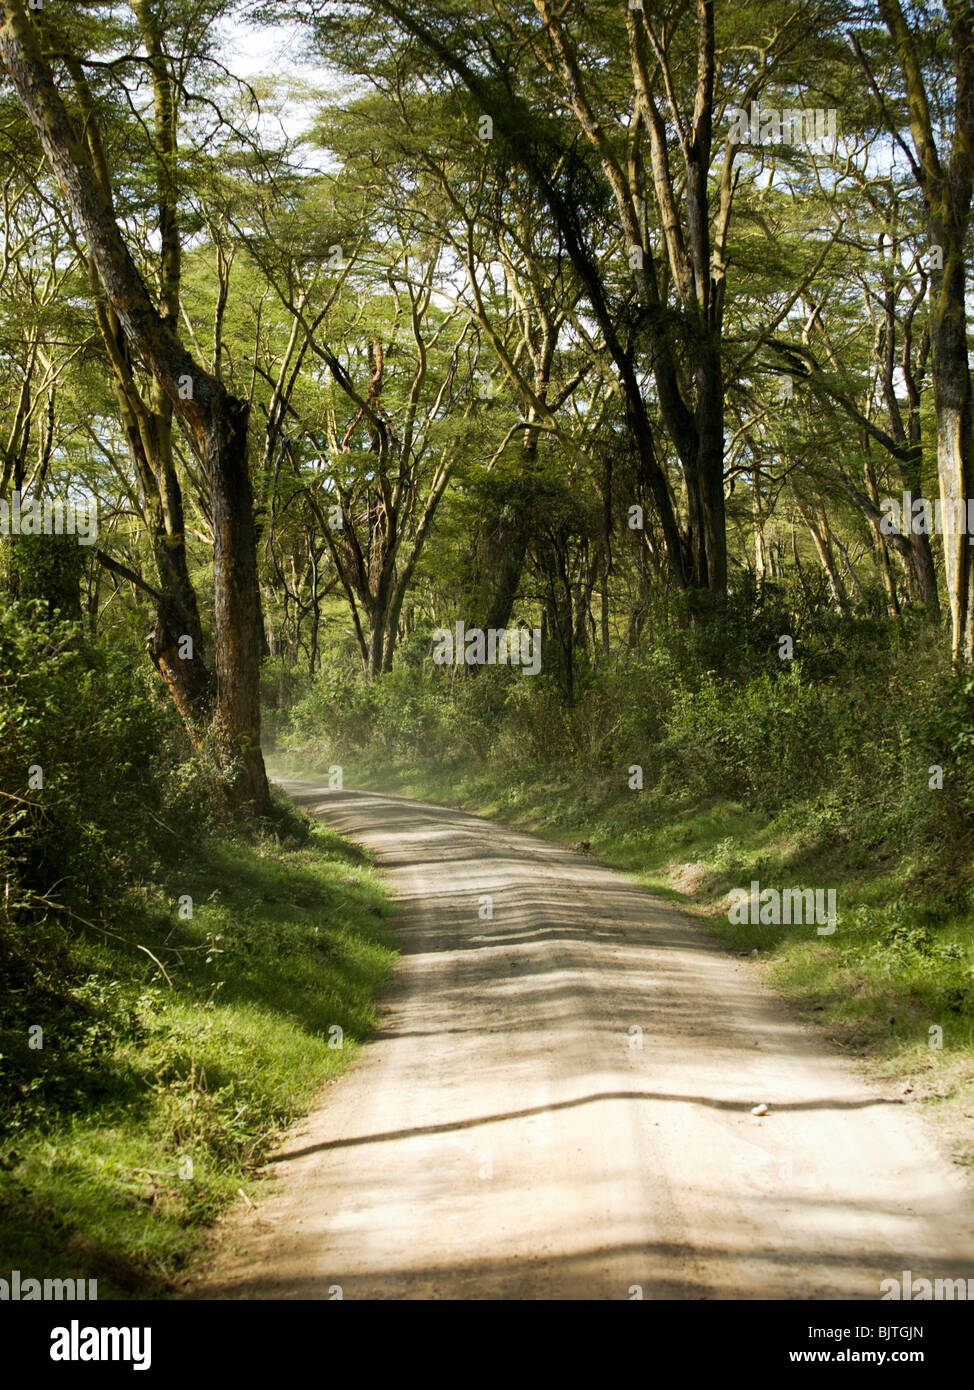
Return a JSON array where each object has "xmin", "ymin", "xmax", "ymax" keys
[{"xmin": 275, "ymin": 607, "xmax": 971, "ymax": 878}]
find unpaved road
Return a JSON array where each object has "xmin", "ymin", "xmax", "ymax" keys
[{"xmin": 195, "ymin": 779, "xmax": 974, "ymax": 1300}]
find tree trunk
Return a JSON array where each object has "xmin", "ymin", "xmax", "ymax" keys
[
  {"xmin": 879, "ymin": 0, "xmax": 974, "ymax": 660},
  {"xmin": 0, "ymin": 0, "xmax": 269, "ymax": 812},
  {"xmin": 798, "ymin": 500, "xmax": 848, "ymax": 615}
]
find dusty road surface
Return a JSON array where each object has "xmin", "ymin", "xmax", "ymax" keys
[{"xmin": 195, "ymin": 779, "xmax": 974, "ymax": 1300}]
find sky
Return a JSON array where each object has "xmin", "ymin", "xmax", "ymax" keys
[{"xmin": 212, "ymin": 12, "xmax": 341, "ymax": 147}]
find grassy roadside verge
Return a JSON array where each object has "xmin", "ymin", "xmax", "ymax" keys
[
  {"xmin": 270, "ymin": 744, "xmax": 974, "ymax": 1169},
  {"xmin": 0, "ymin": 807, "xmax": 396, "ymax": 1298}
]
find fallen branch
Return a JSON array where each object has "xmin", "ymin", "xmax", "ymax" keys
[{"xmin": 32, "ymin": 894, "xmax": 174, "ymax": 988}]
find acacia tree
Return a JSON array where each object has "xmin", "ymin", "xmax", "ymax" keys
[
  {"xmin": 232, "ymin": 125, "xmax": 493, "ymax": 678},
  {"xmin": 873, "ymin": 0, "xmax": 974, "ymax": 661},
  {"xmin": 60, "ymin": 27, "xmax": 213, "ymax": 726},
  {"xmin": 0, "ymin": 0, "xmax": 269, "ymax": 811},
  {"xmin": 302, "ymin": 260, "xmax": 474, "ymax": 680},
  {"xmin": 305, "ymin": 0, "xmax": 848, "ymax": 607}
]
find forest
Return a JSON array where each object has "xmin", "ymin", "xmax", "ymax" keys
[{"xmin": 1, "ymin": 0, "xmax": 974, "ymax": 1309}]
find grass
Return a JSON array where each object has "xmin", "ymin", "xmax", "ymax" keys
[
  {"xmin": 0, "ymin": 809, "xmax": 396, "ymax": 1298},
  {"xmin": 269, "ymin": 741, "xmax": 974, "ymax": 1168}
]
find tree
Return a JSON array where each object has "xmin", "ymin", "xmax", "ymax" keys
[
  {"xmin": 0, "ymin": 0, "xmax": 270, "ymax": 810},
  {"xmin": 872, "ymin": 0, "xmax": 974, "ymax": 661}
]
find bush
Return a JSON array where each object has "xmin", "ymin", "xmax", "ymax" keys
[
  {"xmin": 276, "ymin": 608, "xmax": 972, "ymax": 876},
  {"xmin": 0, "ymin": 603, "xmax": 222, "ymax": 1120},
  {"xmin": 2, "ymin": 602, "xmax": 225, "ymax": 894}
]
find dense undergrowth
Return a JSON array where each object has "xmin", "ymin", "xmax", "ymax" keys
[{"xmin": 0, "ymin": 604, "xmax": 395, "ymax": 1295}]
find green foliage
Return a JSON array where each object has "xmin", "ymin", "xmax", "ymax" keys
[
  {"xmin": 0, "ymin": 602, "xmax": 216, "ymax": 914},
  {"xmin": 0, "ymin": 826, "xmax": 395, "ymax": 1295},
  {"xmin": 0, "ymin": 604, "xmax": 221, "ymax": 1137},
  {"xmin": 278, "ymin": 608, "xmax": 971, "ymax": 879},
  {"xmin": 4, "ymin": 0, "xmax": 974, "ymax": 1289},
  {"xmin": 2, "ymin": 534, "xmax": 85, "ymax": 619}
]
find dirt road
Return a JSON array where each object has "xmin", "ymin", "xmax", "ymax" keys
[{"xmin": 195, "ymin": 780, "xmax": 974, "ymax": 1299}]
